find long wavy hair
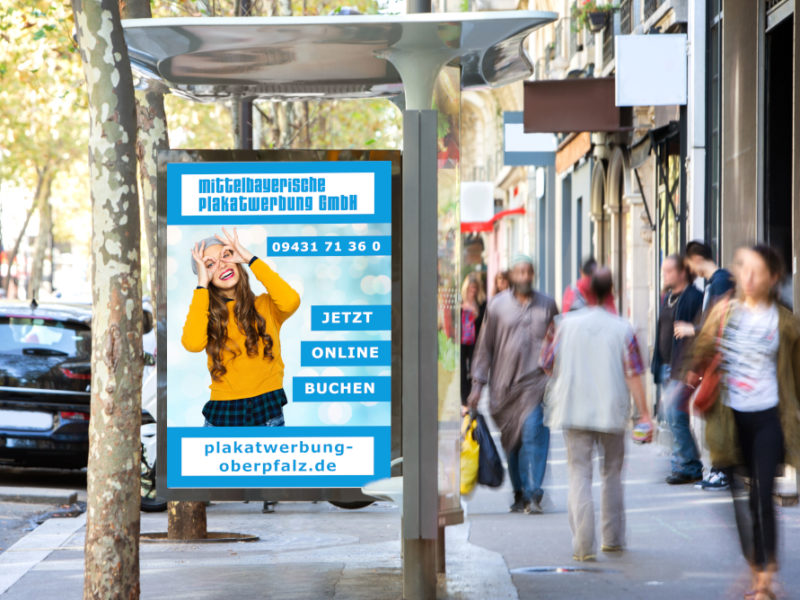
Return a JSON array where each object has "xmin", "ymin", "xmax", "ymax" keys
[{"xmin": 207, "ymin": 265, "xmax": 274, "ymax": 381}]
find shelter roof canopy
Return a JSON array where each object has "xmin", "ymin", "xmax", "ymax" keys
[{"xmin": 122, "ymin": 12, "xmax": 556, "ymax": 102}]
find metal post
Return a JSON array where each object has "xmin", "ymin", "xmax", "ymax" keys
[
  {"xmin": 402, "ymin": 110, "xmax": 439, "ymax": 600},
  {"xmin": 679, "ymin": 104, "xmax": 688, "ymax": 251},
  {"xmin": 406, "ymin": 0, "xmax": 431, "ymax": 13},
  {"xmin": 238, "ymin": 99, "xmax": 254, "ymax": 150},
  {"xmin": 237, "ymin": 0, "xmax": 253, "ymax": 150}
]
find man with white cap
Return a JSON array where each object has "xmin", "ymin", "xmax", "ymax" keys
[{"xmin": 468, "ymin": 254, "xmax": 558, "ymax": 513}]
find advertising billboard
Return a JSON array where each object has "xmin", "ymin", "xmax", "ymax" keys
[{"xmin": 157, "ymin": 150, "xmax": 398, "ymax": 497}]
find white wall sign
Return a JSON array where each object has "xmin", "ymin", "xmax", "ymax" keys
[
  {"xmin": 461, "ymin": 181, "xmax": 495, "ymax": 223},
  {"xmin": 615, "ymin": 34, "xmax": 687, "ymax": 106},
  {"xmin": 503, "ymin": 111, "xmax": 556, "ymax": 166}
]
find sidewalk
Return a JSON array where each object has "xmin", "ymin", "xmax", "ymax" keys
[
  {"xmin": 3, "ymin": 432, "xmax": 798, "ymax": 599},
  {"xmin": 0, "ymin": 497, "xmax": 516, "ymax": 599},
  {"xmin": 465, "ymin": 427, "xmax": 800, "ymax": 600}
]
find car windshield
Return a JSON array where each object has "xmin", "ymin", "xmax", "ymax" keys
[{"xmin": 0, "ymin": 317, "xmax": 90, "ymax": 359}]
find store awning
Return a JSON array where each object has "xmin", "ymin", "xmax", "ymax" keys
[
  {"xmin": 555, "ymin": 131, "xmax": 591, "ymax": 174},
  {"xmin": 461, "ymin": 205, "xmax": 525, "ymax": 232},
  {"xmin": 523, "ymin": 78, "xmax": 631, "ymax": 133},
  {"xmin": 629, "ymin": 120, "xmax": 681, "ymax": 168}
]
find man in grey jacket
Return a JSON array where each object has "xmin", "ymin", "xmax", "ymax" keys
[
  {"xmin": 468, "ymin": 254, "xmax": 558, "ymax": 514},
  {"xmin": 541, "ymin": 268, "xmax": 653, "ymax": 561}
]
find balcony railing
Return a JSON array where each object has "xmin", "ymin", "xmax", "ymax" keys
[
  {"xmin": 620, "ymin": 0, "xmax": 633, "ymax": 34},
  {"xmin": 602, "ymin": 21, "xmax": 615, "ymax": 66},
  {"xmin": 644, "ymin": 0, "xmax": 665, "ymax": 20}
]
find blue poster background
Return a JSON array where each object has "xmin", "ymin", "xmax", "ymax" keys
[{"xmin": 165, "ymin": 161, "xmax": 392, "ymax": 488}]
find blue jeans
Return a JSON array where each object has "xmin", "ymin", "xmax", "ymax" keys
[
  {"xmin": 507, "ymin": 403, "xmax": 550, "ymax": 502},
  {"xmin": 662, "ymin": 373, "xmax": 703, "ymax": 478},
  {"xmin": 203, "ymin": 415, "xmax": 285, "ymax": 427}
]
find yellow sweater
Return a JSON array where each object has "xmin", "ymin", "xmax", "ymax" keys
[{"xmin": 181, "ymin": 259, "xmax": 301, "ymax": 400}]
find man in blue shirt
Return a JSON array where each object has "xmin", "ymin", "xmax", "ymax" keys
[
  {"xmin": 652, "ymin": 255, "xmax": 704, "ymax": 485},
  {"xmin": 685, "ymin": 241, "xmax": 736, "ymax": 313},
  {"xmin": 678, "ymin": 240, "xmax": 735, "ymax": 491}
]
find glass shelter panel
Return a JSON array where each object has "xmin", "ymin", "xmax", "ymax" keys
[{"xmin": 435, "ymin": 66, "xmax": 463, "ymax": 522}]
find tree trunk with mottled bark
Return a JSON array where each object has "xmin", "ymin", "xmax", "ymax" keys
[
  {"xmin": 121, "ymin": 0, "xmax": 210, "ymax": 541},
  {"xmin": 167, "ymin": 501, "xmax": 208, "ymax": 539},
  {"xmin": 4, "ymin": 168, "xmax": 50, "ymax": 296},
  {"xmin": 133, "ymin": 89, "xmax": 166, "ymax": 302},
  {"xmin": 71, "ymin": 0, "xmax": 144, "ymax": 598},
  {"xmin": 27, "ymin": 183, "xmax": 52, "ymax": 300},
  {"xmin": 120, "ymin": 0, "xmax": 168, "ymax": 311}
]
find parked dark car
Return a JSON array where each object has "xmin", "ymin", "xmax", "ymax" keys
[{"xmin": 0, "ymin": 300, "xmax": 155, "ymax": 469}]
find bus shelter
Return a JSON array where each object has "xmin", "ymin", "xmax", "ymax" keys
[{"xmin": 123, "ymin": 11, "xmax": 555, "ymax": 598}]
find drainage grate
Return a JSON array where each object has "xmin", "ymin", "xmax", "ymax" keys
[{"xmin": 511, "ymin": 566, "xmax": 619, "ymax": 575}]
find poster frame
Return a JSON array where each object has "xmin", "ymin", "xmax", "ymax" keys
[{"xmin": 155, "ymin": 149, "xmax": 402, "ymax": 503}]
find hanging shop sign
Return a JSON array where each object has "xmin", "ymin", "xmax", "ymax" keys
[
  {"xmin": 615, "ymin": 34, "xmax": 688, "ymax": 107},
  {"xmin": 503, "ymin": 111, "xmax": 556, "ymax": 166}
]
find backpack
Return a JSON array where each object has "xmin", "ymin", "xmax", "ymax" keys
[{"xmin": 568, "ymin": 284, "xmax": 587, "ymax": 312}]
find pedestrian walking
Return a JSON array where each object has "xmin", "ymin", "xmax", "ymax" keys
[
  {"xmin": 460, "ymin": 272, "xmax": 487, "ymax": 406},
  {"xmin": 494, "ymin": 270, "xmax": 510, "ymax": 296},
  {"xmin": 541, "ymin": 267, "xmax": 653, "ymax": 562},
  {"xmin": 651, "ymin": 254, "xmax": 704, "ymax": 485},
  {"xmin": 468, "ymin": 254, "xmax": 558, "ymax": 514},
  {"xmin": 685, "ymin": 240, "xmax": 736, "ymax": 313},
  {"xmin": 690, "ymin": 245, "xmax": 800, "ymax": 600},
  {"xmin": 561, "ymin": 257, "xmax": 617, "ymax": 313},
  {"xmin": 681, "ymin": 240, "xmax": 736, "ymax": 491}
]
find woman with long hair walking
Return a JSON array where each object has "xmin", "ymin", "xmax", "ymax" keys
[
  {"xmin": 692, "ymin": 245, "xmax": 800, "ymax": 600},
  {"xmin": 460, "ymin": 272, "xmax": 486, "ymax": 406}
]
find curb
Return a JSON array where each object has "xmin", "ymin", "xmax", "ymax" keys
[{"xmin": 0, "ymin": 487, "xmax": 78, "ymax": 505}]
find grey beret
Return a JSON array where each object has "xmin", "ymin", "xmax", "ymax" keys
[{"xmin": 191, "ymin": 237, "xmax": 225, "ymax": 275}]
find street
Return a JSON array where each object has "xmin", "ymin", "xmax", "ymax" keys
[{"xmin": 0, "ymin": 466, "xmax": 86, "ymax": 553}]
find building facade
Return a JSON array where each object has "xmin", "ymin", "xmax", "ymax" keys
[
  {"xmin": 459, "ymin": 0, "xmax": 799, "ymax": 407},
  {"xmin": 716, "ymin": 0, "xmax": 798, "ymax": 308}
]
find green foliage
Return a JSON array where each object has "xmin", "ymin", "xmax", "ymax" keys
[
  {"xmin": 150, "ymin": 0, "xmax": 379, "ymax": 17},
  {"xmin": 307, "ymin": 99, "xmax": 401, "ymax": 150},
  {"xmin": 0, "ymin": 1, "xmax": 88, "ymax": 251},
  {"xmin": 438, "ymin": 329, "xmax": 458, "ymax": 372},
  {"xmin": 164, "ymin": 94, "xmax": 234, "ymax": 148},
  {"xmin": 1, "ymin": 0, "xmax": 401, "ymax": 271},
  {"xmin": 570, "ymin": 0, "xmax": 618, "ymax": 32}
]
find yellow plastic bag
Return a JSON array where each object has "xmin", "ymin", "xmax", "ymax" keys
[{"xmin": 460, "ymin": 415, "xmax": 479, "ymax": 496}]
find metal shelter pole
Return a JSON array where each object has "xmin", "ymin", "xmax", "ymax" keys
[
  {"xmin": 406, "ymin": 0, "xmax": 431, "ymax": 13},
  {"xmin": 401, "ymin": 110, "xmax": 439, "ymax": 600},
  {"xmin": 382, "ymin": 32, "xmax": 457, "ymax": 599},
  {"xmin": 238, "ymin": 99, "xmax": 253, "ymax": 150},
  {"xmin": 237, "ymin": 0, "xmax": 253, "ymax": 150}
]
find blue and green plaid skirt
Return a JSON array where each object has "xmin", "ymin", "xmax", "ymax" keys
[{"xmin": 202, "ymin": 388, "xmax": 287, "ymax": 427}]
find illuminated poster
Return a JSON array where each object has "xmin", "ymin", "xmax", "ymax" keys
[{"xmin": 164, "ymin": 159, "xmax": 392, "ymax": 489}]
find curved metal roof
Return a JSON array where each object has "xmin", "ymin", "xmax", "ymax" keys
[{"xmin": 122, "ymin": 12, "xmax": 556, "ymax": 102}]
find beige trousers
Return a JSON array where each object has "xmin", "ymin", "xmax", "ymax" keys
[{"xmin": 563, "ymin": 429, "xmax": 626, "ymax": 557}]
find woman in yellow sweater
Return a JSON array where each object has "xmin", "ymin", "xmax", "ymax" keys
[{"xmin": 182, "ymin": 227, "xmax": 301, "ymax": 427}]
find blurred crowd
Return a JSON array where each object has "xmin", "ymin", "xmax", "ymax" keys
[{"xmin": 460, "ymin": 240, "xmax": 799, "ymax": 600}]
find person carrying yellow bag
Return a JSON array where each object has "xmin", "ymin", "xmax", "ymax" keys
[
  {"xmin": 461, "ymin": 411, "xmax": 505, "ymax": 495},
  {"xmin": 460, "ymin": 415, "xmax": 479, "ymax": 495}
]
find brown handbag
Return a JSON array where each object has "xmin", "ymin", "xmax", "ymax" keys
[{"xmin": 693, "ymin": 299, "xmax": 731, "ymax": 414}]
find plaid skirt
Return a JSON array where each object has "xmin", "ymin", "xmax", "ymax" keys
[{"xmin": 202, "ymin": 388, "xmax": 287, "ymax": 427}]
